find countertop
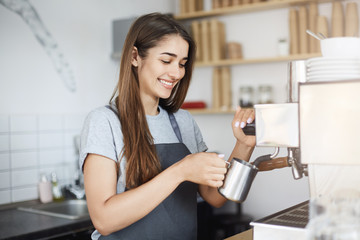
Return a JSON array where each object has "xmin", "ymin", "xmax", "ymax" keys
[
  {"xmin": 0, "ymin": 199, "xmax": 252, "ymax": 240},
  {"xmin": 226, "ymin": 229, "xmax": 253, "ymax": 240},
  {"xmin": 0, "ymin": 200, "xmax": 93, "ymax": 240}
]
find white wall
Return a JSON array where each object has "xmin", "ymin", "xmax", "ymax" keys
[
  {"xmin": 0, "ymin": 0, "xmax": 359, "ymax": 222},
  {"xmin": 0, "ymin": 0, "xmax": 174, "ymax": 204},
  {"xmin": 0, "ymin": 0, "xmax": 175, "ymax": 114}
]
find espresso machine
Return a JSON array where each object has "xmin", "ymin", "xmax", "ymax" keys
[{"xmin": 247, "ymin": 60, "xmax": 360, "ymax": 240}]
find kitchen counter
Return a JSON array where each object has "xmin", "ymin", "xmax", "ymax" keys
[
  {"xmin": 0, "ymin": 199, "xmax": 253, "ymax": 240},
  {"xmin": 0, "ymin": 200, "xmax": 93, "ymax": 240},
  {"xmin": 226, "ymin": 229, "xmax": 253, "ymax": 240}
]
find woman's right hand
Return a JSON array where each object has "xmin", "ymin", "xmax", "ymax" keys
[
  {"xmin": 177, "ymin": 152, "xmax": 227, "ymax": 188},
  {"xmin": 232, "ymin": 106, "xmax": 256, "ymax": 147}
]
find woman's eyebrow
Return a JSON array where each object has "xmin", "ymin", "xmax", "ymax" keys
[{"xmin": 160, "ymin": 52, "xmax": 188, "ymax": 60}]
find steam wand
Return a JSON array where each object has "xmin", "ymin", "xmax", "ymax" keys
[{"xmin": 287, "ymin": 148, "xmax": 308, "ymax": 180}]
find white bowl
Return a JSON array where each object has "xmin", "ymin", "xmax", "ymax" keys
[{"xmin": 321, "ymin": 37, "xmax": 360, "ymax": 58}]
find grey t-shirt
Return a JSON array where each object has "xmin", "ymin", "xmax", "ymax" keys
[
  {"xmin": 80, "ymin": 104, "xmax": 207, "ymax": 239},
  {"xmin": 80, "ymin": 104, "xmax": 207, "ymax": 188}
]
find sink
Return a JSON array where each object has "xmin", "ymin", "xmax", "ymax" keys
[{"xmin": 18, "ymin": 199, "xmax": 89, "ymax": 220}]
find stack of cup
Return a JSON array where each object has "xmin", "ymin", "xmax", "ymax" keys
[{"xmin": 226, "ymin": 42, "xmax": 243, "ymax": 59}]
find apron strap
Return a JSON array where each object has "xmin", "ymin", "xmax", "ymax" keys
[
  {"xmin": 106, "ymin": 105, "xmax": 183, "ymax": 143},
  {"xmin": 168, "ymin": 112, "xmax": 183, "ymax": 143}
]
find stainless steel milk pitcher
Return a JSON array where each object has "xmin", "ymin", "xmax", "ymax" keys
[{"xmin": 218, "ymin": 154, "xmax": 272, "ymax": 203}]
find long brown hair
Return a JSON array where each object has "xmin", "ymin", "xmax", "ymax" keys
[{"xmin": 110, "ymin": 13, "xmax": 196, "ymax": 189}]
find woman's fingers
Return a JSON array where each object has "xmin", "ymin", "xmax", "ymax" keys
[
  {"xmin": 187, "ymin": 152, "xmax": 227, "ymax": 187},
  {"xmin": 233, "ymin": 107, "xmax": 254, "ymax": 129},
  {"xmin": 208, "ymin": 180, "xmax": 224, "ymax": 188},
  {"xmin": 232, "ymin": 107, "xmax": 256, "ymax": 146},
  {"xmin": 239, "ymin": 108, "xmax": 254, "ymax": 128},
  {"xmin": 213, "ymin": 173, "xmax": 226, "ymax": 181},
  {"xmin": 242, "ymin": 108, "xmax": 255, "ymax": 124}
]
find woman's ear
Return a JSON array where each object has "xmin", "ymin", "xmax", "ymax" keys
[{"xmin": 131, "ymin": 46, "xmax": 139, "ymax": 67}]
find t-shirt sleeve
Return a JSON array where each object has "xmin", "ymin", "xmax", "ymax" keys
[
  {"xmin": 79, "ymin": 109, "xmax": 118, "ymax": 171},
  {"xmin": 192, "ymin": 116, "xmax": 208, "ymax": 153}
]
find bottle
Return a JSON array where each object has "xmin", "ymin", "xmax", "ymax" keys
[
  {"xmin": 51, "ymin": 172, "xmax": 64, "ymax": 202},
  {"xmin": 239, "ymin": 86, "xmax": 254, "ymax": 108},
  {"xmin": 38, "ymin": 173, "xmax": 53, "ymax": 203},
  {"xmin": 278, "ymin": 38, "xmax": 289, "ymax": 56},
  {"xmin": 258, "ymin": 85, "xmax": 273, "ymax": 104}
]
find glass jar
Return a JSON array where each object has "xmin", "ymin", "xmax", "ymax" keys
[
  {"xmin": 258, "ymin": 85, "xmax": 273, "ymax": 104},
  {"xmin": 239, "ymin": 86, "xmax": 254, "ymax": 108},
  {"xmin": 278, "ymin": 38, "xmax": 289, "ymax": 56},
  {"xmin": 307, "ymin": 196, "xmax": 360, "ymax": 240}
]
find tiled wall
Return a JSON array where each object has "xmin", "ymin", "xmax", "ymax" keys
[{"xmin": 0, "ymin": 114, "xmax": 86, "ymax": 205}]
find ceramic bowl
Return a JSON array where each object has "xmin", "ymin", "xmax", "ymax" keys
[{"xmin": 321, "ymin": 37, "xmax": 360, "ymax": 58}]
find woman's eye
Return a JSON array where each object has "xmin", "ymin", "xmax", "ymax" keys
[
  {"xmin": 161, "ymin": 60, "xmax": 170, "ymax": 64},
  {"xmin": 179, "ymin": 63, "xmax": 186, "ymax": 68}
]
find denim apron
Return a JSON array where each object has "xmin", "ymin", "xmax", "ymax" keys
[{"xmin": 100, "ymin": 112, "xmax": 198, "ymax": 240}]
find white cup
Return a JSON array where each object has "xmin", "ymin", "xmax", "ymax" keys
[{"xmin": 321, "ymin": 37, "xmax": 360, "ymax": 58}]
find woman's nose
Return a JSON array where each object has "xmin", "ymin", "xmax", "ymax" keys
[{"xmin": 168, "ymin": 65, "xmax": 183, "ymax": 80}]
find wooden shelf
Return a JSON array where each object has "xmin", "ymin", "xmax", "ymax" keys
[
  {"xmin": 187, "ymin": 108, "xmax": 236, "ymax": 115},
  {"xmin": 195, "ymin": 53, "xmax": 321, "ymax": 67},
  {"xmin": 174, "ymin": 0, "xmax": 333, "ymax": 20}
]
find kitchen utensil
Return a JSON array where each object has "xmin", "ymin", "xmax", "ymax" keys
[
  {"xmin": 201, "ymin": 20, "xmax": 210, "ymax": 62},
  {"xmin": 180, "ymin": 0, "xmax": 188, "ymax": 14},
  {"xmin": 210, "ymin": 19, "xmax": 220, "ymax": 61},
  {"xmin": 219, "ymin": 153, "xmax": 279, "ymax": 203},
  {"xmin": 345, "ymin": 2, "xmax": 359, "ymax": 37},
  {"xmin": 320, "ymin": 37, "xmax": 360, "ymax": 58},
  {"xmin": 309, "ymin": 3, "xmax": 319, "ymax": 53},
  {"xmin": 188, "ymin": 0, "xmax": 196, "ymax": 12},
  {"xmin": 222, "ymin": 0, "xmax": 232, "ymax": 7},
  {"xmin": 331, "ymin": 2, "xmax": 344, "ymax": 37},
  {"xmin": 317, "ymin": 16, "xmax": 329, "ymax": 40},
  {"xmin": 195, "ymin": 0, "xmax": 204, "ymax": 11},
  {"xmin": 239, "ymin": 86, "xmax": 254, "ymax": 108},
  {"xmin": 191, "ymin": 21, "xmax": 202, "ymax": 62},
  {"xmin": 258, "ymin": 85, "xmax": 273, "ymax": 104},
  {"xmin": 277, "ymin": 38, "xmax": 289, "ymax": 56},
  {"xmin": 212, "ymin": 67, "xmax": 221, "ymax": 109},
  {"xmin": 218, "ymin": 157, "xmax": 259, "ymax": 203},
  {"xmin": 299, "ymin": 6, "xmax": 309, "ymax": 54},
  {"xmin": 306, "ymin": 29, "xmax": 322, "ymax": 41},
  {"xmin": 306, "ymin": 57, "xmax": 360, "ymax": 82},
  {"xmin": 221, "ymin": 67, "xmax": 232, "ymax": 110},
  {"xmin": 212, "ymin": 0, "xmax": 221, "ymax": 9},
  {"xmin": 317, "ymin": 32, "xmax": 326, "ymax": 39},
  {"xmin": 232, "ymin": 0, "xmax": 242, "ymax": 6},
  {"xmin": 289, "ymin": 8, "xmax": 299, "ymax": 54},
  {"xmin": 227, "ymin": 42, "xmax": 242, "ymax": 59},
  {"xmin": 218, "ymin": 21, "xmax": 226, "ymax": 59}
]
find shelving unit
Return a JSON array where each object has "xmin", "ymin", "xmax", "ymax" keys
[
  {"xmin": 175, "ymin": 0, "xmax": 334, "ymax": 20},
  {"xmin": 195, "ymin": 53, "xmax": 321, "ymax": 67},
  {"xmin": 178, "ymin": 0, "xmax": 331, "ymax": 115},
  {"xmin": 187, "ymin": 108, "xmax": 236, "ymax": 114}
]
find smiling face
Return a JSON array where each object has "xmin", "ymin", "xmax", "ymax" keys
[{"xmin": 132, "ymin": 34, "xmax": 189, "ymax": 113}]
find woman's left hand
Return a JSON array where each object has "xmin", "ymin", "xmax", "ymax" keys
[{"xmin": 232, "ymin": 106, "xmax": 256, "ymax": 147}]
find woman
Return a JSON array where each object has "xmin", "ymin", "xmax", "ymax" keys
[{"xmin": 80, "ymin": 13, "xmax": 255, "ymax": 240}]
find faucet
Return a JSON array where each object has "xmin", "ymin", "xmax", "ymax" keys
[{"xmin": 64, "ymin": 135, "xmax": 85, "ymax": 199}]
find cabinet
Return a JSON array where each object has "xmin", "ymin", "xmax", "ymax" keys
[{"xmin": 175, "ymin": 0, "xmax": 331, "ymax": 114}]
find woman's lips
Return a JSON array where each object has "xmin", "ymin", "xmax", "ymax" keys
[{"xmin": 159, "ymin": 79, "xmax": 174, "ymax": 89}]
